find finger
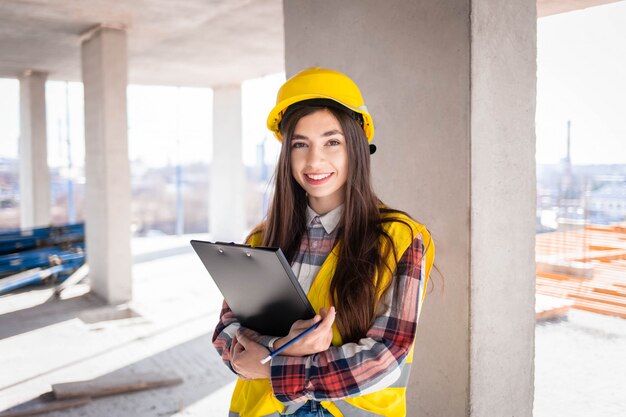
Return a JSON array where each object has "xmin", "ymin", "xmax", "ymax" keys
[
  {"xmin": 236, "ymin": 331, "xmax": 249, "ymax": 348},
  {"xmin": 318, "ymin": 307, "xmax": 336, "ymax": 330},
  {"xmin": 230, "ymin": 336, "xmax": 238, "ymax": 356},
  {"xmin": 236, "ymin": 340, "xmax": 245, "ymax": 353},
  {"xmin": 232, "ymin": 343, "xmax": 244, "ymax": 360},
  {"xmin": 239, "ymin": 326, "xmax": 260, "ymax": 338},
  {"xmin": 232, "ymin": 363, "xmax": 247, "ymax": 380},
  {"xmin": 306, "ymin": 314, "xmax": 322, "ymax": 327},
  {"xmin": 231, "ymin": 334, "xmax": 245, "ymax": 356},
  {"xmin": 292, "ymin": 315, "xmax": 320, "ymax": 333},
  {"xmin": 319, "ymin": 306, "xmax": 336, "ymax": 318}
]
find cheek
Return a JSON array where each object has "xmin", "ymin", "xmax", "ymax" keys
[
  {"xmin": 290, "ymin": 153, "xmax": 303, "ymax": 178},
  {"xmin": 336, "ymin": 151, "xmax": 349, "ymax": 174},
  {"xmin": 332, "ymin": 152, "xmax": 349, "ymax": 185}
]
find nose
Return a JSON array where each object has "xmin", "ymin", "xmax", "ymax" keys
[{"xmin": 306, "ymin": 143, "xmax": 325, "ymax": 167}]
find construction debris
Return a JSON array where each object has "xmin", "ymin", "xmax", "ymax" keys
[
  {"xmin": 536, "ymin": 225, "xmax": 626, "ymax": 319},
  {"xmin": 0, "ymin": 373, "xmax": 183, "ymax": 417},
  {"xmin": 52, "ymin": 372, "xmax": 183, "ymax": 400},
  {"xmin": 0, "ymin": 397, "xmax": 91, "ymax": 417},
  {"xmin": 54, "ymin": 264, "xmax": 89, "ymax": 297}
]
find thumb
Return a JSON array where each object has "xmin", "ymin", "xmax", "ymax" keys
[
  {"xmin": 294, "ymin": 314, "xmax": 321, "ymax": 332},
  {"xmin": 319, "ymin": 306, "xmax": 335, "ymax": 318},
  {"xmin": 306, "ymin": 313, "xmax": 322, "ymax": 326},
  {"xmin": 320, "ymin": 306, "xmax": 336, "ymax": 328}
]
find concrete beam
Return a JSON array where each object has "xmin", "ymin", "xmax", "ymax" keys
[
  {"xmin": 283, "ymin": 0, "xmax": 536, "ymax": 415},
  {"xmin": 210, "ymin": 85, "xmax": 246, "ymax": 242},
  {"xmin": 538, "ymin": 0, "xmax": 622, "ymax": 17},
  {"xmin": 19, "ymin": 71, "xmax": 50, "ymax": 228},
  {"xmin": 81, "ymin": 27, "xmax": 132, "ymax": 304}
]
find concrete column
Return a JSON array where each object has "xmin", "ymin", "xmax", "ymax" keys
[
  {"xmin": 81, "ymin": 26, "xmax": 132, "ymax": 304},
  {"xmin": 284, "ymin": 1, "xmax": 536, "ymax": 416},
  {"xmin": 210, "ymin": 85, "xmax": 246, "ymax": 242},
  {"xmin": 19, "ymin": 71, "xmax": 50, "ymax": 228}
]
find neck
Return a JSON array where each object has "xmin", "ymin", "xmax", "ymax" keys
[{"xmin": 307, "ymin": 195, "xmax": 344, "ymax": 216}]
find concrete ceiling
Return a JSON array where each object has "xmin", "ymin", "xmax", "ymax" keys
[
  {"xmin": 0, "ymin": 0, "xmax": 284, "ymax": 86},
  {"xmin": 0, "ymin": 0, "xmax": 621, "ymax": 87},
  {"xmin": 537, "ymin": 0, "xmax": 623, "ymax": 17}
]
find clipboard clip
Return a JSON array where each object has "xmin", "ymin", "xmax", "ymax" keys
[
  {"xmin": 214, "ymin": 242, "xmax": 253, "ymax": 257},
  {"xmin": 215, "ymin": 241, "xmax": 251, "ymax": 247}
]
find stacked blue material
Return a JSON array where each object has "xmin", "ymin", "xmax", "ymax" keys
[{"xmin": 0, "ymin": 223, "xmax": 86, "ymax": 294}]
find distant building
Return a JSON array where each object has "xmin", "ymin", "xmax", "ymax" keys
[{"xmin": 589, "ymin": 182, "xmax": 626, "ymax": 224}]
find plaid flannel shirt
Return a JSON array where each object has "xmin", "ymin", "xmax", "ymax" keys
[{"xmin": 212, "ymin": 206, "xmax": 425, "ymax": 404}]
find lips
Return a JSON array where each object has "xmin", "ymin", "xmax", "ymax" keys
[{"xmin": 304, "ymin": 172, "xmax": 334, "ymax": 185}]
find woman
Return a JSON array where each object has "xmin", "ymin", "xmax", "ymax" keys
[{"xmin": 213, "ymin": 67, "xmax": 435, "ymax": 417}]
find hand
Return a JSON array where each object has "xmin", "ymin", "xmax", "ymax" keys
[
  {"xmin": 230, "ymin": 331, "xmax": 271, "ymax": 380},
  {"xmin": 274, "ymin": 306, "xmax": 336, "ymax": 357}
]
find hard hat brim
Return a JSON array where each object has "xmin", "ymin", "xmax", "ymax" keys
[{"xmin": 267, "ymin": 93, "xmax": 374, "ymax": 142}]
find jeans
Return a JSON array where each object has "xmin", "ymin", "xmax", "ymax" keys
[{"xmin": 289, "ymin": 401, "xmax": 334, "ymax": 417}]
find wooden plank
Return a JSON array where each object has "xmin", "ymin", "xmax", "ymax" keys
[
  {"xmin": 570, "ymin": 293, "xmax": 626, "ymax": 308},
  {"xmin": 54, "ymin": 264, "xmax": 89, "ymax": 296},
  {"xmin": 0, "ymin": 397, "xmax": 90, "ymax": 417},
  {"xmin": 0, "ymin": 268, "xmax": 42, "ymax": 285},
  {"xmin": 536, "ymin": 271, "xmax": 586, "ymax": 282},
  {"xmin": 540, "ymin": 280, "xmax": 626, "ymax": 301},
  {"xmin": 536, "ymin": 305, "xmax": 571, "ymax": 320},
  {"xmin": 537, "ymin": 278, "xmax": 626, "ymax": 317},
  {"xmin": 538, "ymin": 285, "xmax": 626, "ymax": 307},
  {"xmin": 535, "ymin": 294, "xmax": 573, "ymax": 320},
  {"xmin": 52, "ymin": 372, "xmax": 183, "ymax": 400},
  {"xmin": 573, "ymin": 300, "xmax": 626, "ymax": 319}
]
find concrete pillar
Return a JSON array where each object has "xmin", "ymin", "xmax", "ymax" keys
[
  {"xmin": 283, "ymin": 1, "xmax": 536, "ymax": 416},
  {"xmin": 19, "ymin": 71, "xmax": 50, "ymax": 228},
  {"xmin": 210, "ymin": 85, "xmax": 246, "ymax": 242},
  {"xmin": 81, "ymin": 26, "xmax": 132, "ymax": 304}
]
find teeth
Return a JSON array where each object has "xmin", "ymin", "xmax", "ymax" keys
[{"xmin": 307, "ymin": 173, "xmax": 332, "ymax": 180}]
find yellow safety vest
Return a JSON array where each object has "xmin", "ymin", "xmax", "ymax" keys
[{"xmin": 228, "ymin": 211, "xmax": 435, "ymax": 417}]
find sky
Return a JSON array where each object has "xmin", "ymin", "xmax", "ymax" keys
[
  {"xmin": 0, "ymin": 2, "xmax": 625, "ymax": 168},
  {"xmin": 536, "ymin": 1, "xmax": 626, "ymax": 165},
  {"xmin": 0, "ymin": 74, "xmax": 285, "ymax": 169}
]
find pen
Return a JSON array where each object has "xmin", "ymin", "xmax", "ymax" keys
[{"xmin": 260, "ymin": 320, "xmax": 322, "ymax": 364}]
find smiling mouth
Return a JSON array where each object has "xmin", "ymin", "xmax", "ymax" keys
[{"xmin": 304, "ymin": 173, "xmax": 334, "ymax": 185}]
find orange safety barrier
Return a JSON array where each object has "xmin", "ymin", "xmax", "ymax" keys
[{"xmin": 536, "ymin": 225, "xmax": 626, "ymax": 320}]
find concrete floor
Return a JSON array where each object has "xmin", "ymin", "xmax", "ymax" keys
[
  {"xmin": 534, "ymin": 310, "xmax": 626, "ymax": 417},
  {"xmin": 0, "ymin": 234, "xmax": 236, "ymax": 416},
  {"xmin": 1, "ymin": 235, "xmax": 625, "ymax": 416}
]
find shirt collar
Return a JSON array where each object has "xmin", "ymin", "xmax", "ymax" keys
[{"xmin": 306, "ymin": 204, "xmax": 344, "ymax": 234}]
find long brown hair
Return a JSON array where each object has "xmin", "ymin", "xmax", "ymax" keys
[{"xmin": 258, "ymin": 105, "xmax": 415, "ymax": 343}]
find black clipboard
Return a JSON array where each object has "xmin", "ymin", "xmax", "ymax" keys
[{"xmin": 190, "ymin": 240, "xmax": 316, "ymax": 337}]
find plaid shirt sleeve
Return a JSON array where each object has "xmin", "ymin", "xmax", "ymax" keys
[
  {"xmin": 212, "ymin": 300, "xmax": 278, "ymax": 375},
  {"xmin": 269, "ymin": 236, "xmax": 425, "ymax": 403}
]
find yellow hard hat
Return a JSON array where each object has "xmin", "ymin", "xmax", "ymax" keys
[{"xmin": 267, "ymin": 67, "xmax": 375, "ymax": 142}]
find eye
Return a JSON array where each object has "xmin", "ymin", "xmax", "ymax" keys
[
  {"xmin": 291, "ymin": 142, "xmax": 307, "ymax": 149},
  {"xmin": 327, "ymin": 139, "xmax": 341, "ymax": 146}
]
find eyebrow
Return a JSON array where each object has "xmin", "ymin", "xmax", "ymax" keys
[{"xmin": 292, "ymin": 129, "xmax": 344, "ymax": 140}]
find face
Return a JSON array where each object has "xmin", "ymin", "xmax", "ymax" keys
[{"xmin": 290, "ymin": 109, "xmax": 349, "ymax": 215}]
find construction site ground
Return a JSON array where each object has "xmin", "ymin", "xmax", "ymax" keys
[
  {"xmin": 0, "ymin": 233, "xmax": 625, "ymax": 416},
  {"xmin": 0, "ymin": 234, "xmax": 235, "ymax": 416}
]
